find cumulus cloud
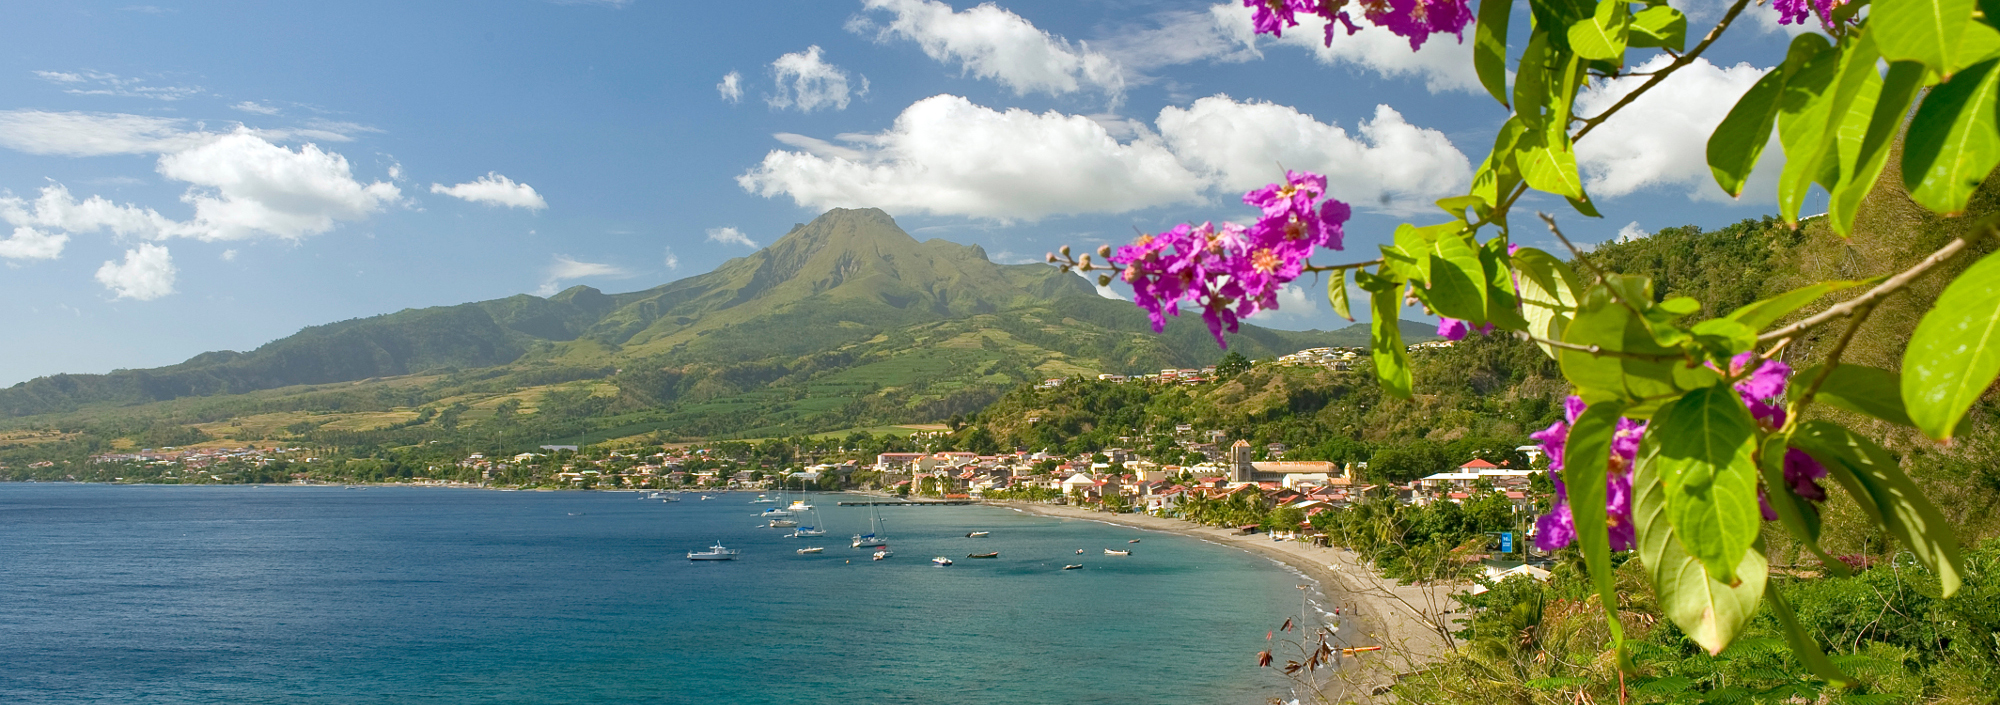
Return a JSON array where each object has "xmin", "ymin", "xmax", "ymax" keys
[
  {"xmin": 1157, "ymin": 95, "xmax": 1471, "ymax": 214},
  {"xmin": 94, "ymin": 243, "xmax": 176, "ymax": 300},
  {"xmin": 1575, "ymin": 56, "xmax": 1780, "ymax": 202},
  {"xmin": 33, "ymin": 69, "xmax": 202, "ymax": 101},
  {"xmin": 852, "ymin": 0, "xmax": 1123, "ymax": 97},
  {"xmin": 768, "ymin": 46, "xmax": 864, "ymax": 113},
  {"xmin": 430, "ymin": 172, "xmax": 547, "ymax": 210},
  {"xmin": 1616, "ymin": 222, "xmax": 1650, "ymax": 243},
  {"xmin": 718, "ymin": 71, "xmax": 744, "ymax": 104},
  {"xmin": 706, "ymin": 226, "xmax": 758, "ymax": 248},
  {"xmin": 1251, "ymin": 283, "xmax": 1318, "ymax": 319},
  {"xmin": 157, "ymin": 129, "xmax": 402, "ymax": 240},
  {"xmin": 0, "ymin": 227, "xmax": 68, "ymax": 260},
  {"xmin": 739, "ymin": 94, "xmax": 1204, "ymax": 220}
]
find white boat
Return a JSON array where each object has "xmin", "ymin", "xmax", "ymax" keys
[
  {"xmin": 790, "ymin": 506, "xmax": 827, "ymax": 537},
  {"xmin": 852, "ymin": 506, "xmax": 889, "ymax": 548},
  {"xmin": 768, "ymin": 519, "xmax": 798, "ymax": 528},
  {"xmin": 749, "ymin": 495, "xmax": 775, "ymax": 504},
  {"xmin": 873, "ymin": 548, "xmax": 893, "ymax": 560},
  {"xmin": 1104, "ymin": 549, "xmax": 1131, "ymax": 556},
  {"xmin": 966, "ymin": 531, "xmax": 989, "ymax": 538},
  {"xmin": 932, "ymin": 556, "xmax": 953, "ymax": 566},
  {"xmin": 687, "ymin": 542, "xmax": 739, "ymax": 561},
  {"xmin": 760, "ymin": 507, "xmax": 795, "ymax": 518},
  {"xmin": 786, "ymin": 499, "xmax": 814, "ymax": 511},
  {"xmin": 659, "ymin": 493, "xmax": 681, "ymax": 502},
  {"xmin": 1062, "ymin": 564, "xmax": 1083, "ymax": 570},
  {"xmin": 797, "ymin": 547, "xmax": 824, "ymax": 554},
  {"xmin": 700, "ymin": 495, "xmax": 713, "ymax": 500}
]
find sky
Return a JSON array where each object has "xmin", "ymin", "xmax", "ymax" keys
[{"xmin": 0, "ymin": 0, "xmax": 1817, "ymax": 386}]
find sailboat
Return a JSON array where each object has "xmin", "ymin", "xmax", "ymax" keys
[
  {"xmin": 759, "ymin": 488, "xmax": 794, "ymax": 518},
  {"xmin": 790, "ymin": 506, "xmax": 827, "ymax": 538},
  {"xmin": 852, "ymin": 505, "xmax": 888, "ymax": 548}
]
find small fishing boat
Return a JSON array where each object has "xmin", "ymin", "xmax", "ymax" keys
[
  {"xmin": 688, "ymin": 542, "xmax": 739, "ymax": 561},
  {"xmin": 797, "ymin": 547, "xmax": 824, "ymax": 554},
  {"xmin": 966, "ymin": 531, "xmax": 989, "ymax": 538},
  {"xmin": 1061, "ymin": 564, "xmax": 1083, "ymax": 570},
  {"xmin": 1128, "ymin": 539, "xmax": 1141, "ymax": 544},
  {"xmin": 1104, "ymin": 549, "xmax": 1131, "ymax": 556},
  {"xmin": 932, "ymin": 556, "xmax": 953, "ymax": 566},
  {"xmin": 1075, "ymin": 549, "xmax": 1084, "ymax": 555},
  {"xmin": 700, "ymin": 495, "xmax": 713, "ymax": 500},
  {"xmin": 769, "ymin": 519, "xmax": 798, "ymax": 528},
  {"xmin": 873, "ymin": 548, "xmax": 893, "ymax": 560},
  {"xmin": 967, "ymin": 552, "xmax": 999, "ymax": 559}
]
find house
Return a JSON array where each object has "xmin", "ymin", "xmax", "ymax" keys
[{"xmin": 875, "ymin": 453, "xmax": 927, "ymax": 473}]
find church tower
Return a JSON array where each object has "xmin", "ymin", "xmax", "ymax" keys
[{"xmin": 1230, "ymin": 440, "xmax": 1254, "ymax": 483}]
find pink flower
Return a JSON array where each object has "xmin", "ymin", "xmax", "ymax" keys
[
  {"xmin": 1730, "ymin": 352, "xmax": 1791, "ymax": 431},
  {"xmin": 1244, "ymin": 0, "xmax": 1321, "ymax": 38},
  {"xmin": 1532, "ymin": 396, "xmax": 1644, "ymax": 552}
]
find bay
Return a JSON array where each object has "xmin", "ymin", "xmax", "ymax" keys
[{"xmin": 0, "ymin": 485, "xmax": 1302, "ymax": 704}]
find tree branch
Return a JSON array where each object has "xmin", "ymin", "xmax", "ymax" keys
[
  {"xmin": 1303, "ymin": 258, "xmax": 1385, "ymax": 273},
  {"xmin": 1573, "ymin": 0, "xmax": 1754, "ymax": 142},
  {"xmin": 1758, "ymin": 224, "xmax": 1999, "ymax": 343},
  {"xmin": 1513, "ymin": 331, "xmax": 1685, "ymax": 362}
]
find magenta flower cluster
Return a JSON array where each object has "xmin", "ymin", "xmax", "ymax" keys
[
  {"xmin": 1243, "ymin": 0, "xmax": 1473, "ymax": 52},
  {"xmin": 1772, "ymin": 0, "xmax": 1854, "ymax": 29},
  {"xmin": 1109, "ymin": 171, "xmax": 1351, "ymax": 348},
  {"xmin": 1530, "ymin": 353, "xmax": 1833, "ymax": 552}
]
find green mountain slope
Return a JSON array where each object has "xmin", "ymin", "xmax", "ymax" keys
[{"xmin": 0, "ymin": 207, "xmax": 1436, "ymax": 442}]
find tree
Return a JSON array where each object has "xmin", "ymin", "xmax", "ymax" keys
[
  {"xmin": 1215, "ymin": 350, "xmax": 1251, "ymax": 377},
  {"xmin": 1055, "ymin": 0, "xmax": 1988, "ymax": 679}
]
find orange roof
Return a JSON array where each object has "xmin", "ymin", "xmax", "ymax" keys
[{"xmin": 1460, "ymin": 458, "xmax": 1500, "ymax": 469}]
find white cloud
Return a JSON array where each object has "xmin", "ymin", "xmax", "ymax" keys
[
  {"xmin": 663, "ymin": 246, "xmax": 680, "ymax": 271},
  {"xmin": 221, "ymin": 248, "xmax": 238, "ymax": 261},
  {"xmin": 853, "ymin": 0, "xmax": 1124, "ymax": 98},
  {"xmin": 537, "ymin": 255, "xmax": 631, "ymax": 296},
  {"xmin": 718, "ymin": 71, "xmax": 744, "ymax": 104},
  {"xmin": 33, "ymin": 69, "xmax": 201, "ymax": 101},
  {"xmin": 1616, "ymin": 221, "xmax": 1650, "ymax": 242},
  {"xmin": 1157, "ymin": 96, "xmax": 1471, "ymax": 214},
  {"xmin": 739, "ymin": 94, "xmax": 1203, "ymax": 220},
  {"xmin": 430, "ymin": 172, "xmax": 547, "ymax": 210},
  {"xmin": 0, "ymin": 110, "xmax": 206, "ymax": 156},
  {"xmin": 94, "ymin": 243, "xmax": 176, "ymax": 300},
  {"xmin": 1, "ymin": 184, "xmax": 184, "ymax": 241},
  {"xmin": 1575, "ymin": 56, "xmax": 1780, "ymax": 203},
  {"xmin": 157, "ymin": 129, "xmax": 402, "ymax": 240},
  {"xmin": 768, "ymin": 46, "xmax": 864, "ymax": 113},
  {"xmin": 1206, "ymin": 4, "xmax": 1481, "ymax": 94},
  {"xmin": 0, "ymin": 227, "xmax": 68, "ymax": 260},
  {"xmin": 233, "ymin": 101, "xmax": 280, "ymax": 115},
  {"xmin": 1251, "ymin": 283, "xmax": 1318, "ymax": 319},
  {"xmin": 706, "ymin": 226, "xmax": 758, "ymax": 248},
  {"xmin": 1089, "ymin": 8, "xmax": 1262, "ymax": 76}
]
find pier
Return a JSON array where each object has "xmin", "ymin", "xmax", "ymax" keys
[{"xmin": 836, "ymin": 500, "xmax": 976, "ymax": 506}]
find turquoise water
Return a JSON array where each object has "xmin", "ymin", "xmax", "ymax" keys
[{"xmin": 0, "ymin": 485, "xmax": 1303, "ymax": 704}]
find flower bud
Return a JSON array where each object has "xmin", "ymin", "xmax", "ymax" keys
[
  {"xmin": 1096, "ymin": 245, "xmax": 1111, "ymax": 258},
  {"xmin": 1059, "ymin": 245, "xmax": 1071, "ymax": 257}
]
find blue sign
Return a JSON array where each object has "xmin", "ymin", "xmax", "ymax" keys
[{"xmin": 1500, "ymin": 532, "xmax": 1514, "ymax": 553}]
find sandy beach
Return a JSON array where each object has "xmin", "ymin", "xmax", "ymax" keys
[{"xmin": 988, "ymin": 501, "xmax": 1460, "ymax": 675}]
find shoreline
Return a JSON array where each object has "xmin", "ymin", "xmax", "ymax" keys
[{"xmin": 987, "ymin": 501, "xmax": 1457, "ymax": 671}]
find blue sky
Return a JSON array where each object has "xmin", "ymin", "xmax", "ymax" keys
[{"xmin": 0, "ymin": 0, "xmax": 1812, "ymax": 386}]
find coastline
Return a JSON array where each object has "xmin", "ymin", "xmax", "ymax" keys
[{"xmin": 988, "ymin": 501, "xmax": 1458, "ymax": 672}]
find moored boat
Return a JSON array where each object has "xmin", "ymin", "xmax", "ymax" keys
[
  {"xmin": 873, "ymin": 548, "xmax": 893, "ymax": 560},
  {"xmin": 932, "ymin": 556, "xmax": 953, "ymax": 566},
  {"xmin": 797, "ymin": 547, "xmax": 824, "ymax": 554},
  {"xmin": 687, "ymin": 542, "xmax": 739, "ymax": 561},
  {"xmin": 967, "ymin": 552, "xmax": 999, "ymax": 559},
  {"xmin": 769, "ymin": 519, "xmax": 798, "ymax": 528},
  {"xmin": 1061, "ymin": 564, "xmax": 1083, "ymax": 570},
  {"xmin": 1128, "ymin": 539, "xmax": 1140, "ymax": 543},
  {"xmin": 965, "ymin": 531, "xmax": 989, "ymax": 538},
  {"xmin": 1104, "ymin": 549, "xmax": 1131, "ymax": 556}
]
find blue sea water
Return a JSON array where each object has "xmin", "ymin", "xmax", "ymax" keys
[{"xmin": 0, "ymin": 485, "xmax": 1306, "ymax": 704}]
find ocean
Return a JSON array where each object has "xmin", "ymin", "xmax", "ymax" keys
[{"xmin": 0, "ymin": 484, "xmax": 1305, "ymax": 704}]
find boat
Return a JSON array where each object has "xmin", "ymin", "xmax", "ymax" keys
[
  {"xmin": 1128, "ymin": 539, "xmax": 1141, "ymax": 544},
  {"xmin": 660, "ymin": 493, "xmax": 681, "ymax": 502},
  {"xmin": 873, "ymin": 548, "xmax": 893, "ymax": 560},
  {"xmin": 700, "ymin": 495, "xmax": 713, "ymax": 500},
  {"xmin": 1062, "ymin": 564, "xmax": 1083, "ymax": 570},
  {"xmin": 760, "ymin": 507, "xmax": 795, "ymax": 518},
  {"xmin": 1075, "ymin": 549, "xmax": 1084, "ymax": 555},
  {"xmin": 797, "ymin": 547, "xmax": 824, "ymax": 554},
  {"xmin": 1104, "ymin": 549, "xmax": 1131, "ymax": 556},
  {"xmin": 687, "ymin": 542, "xmax": 739, "ymax": 561},
  {"xmin": 852, "ymin": 506, "xmax": 889, "ymax": 548},
  {"xmin": 769, "ymin": 519, "xmax": 798, "ymax": 528},
  {"xmin": 790, "ymin": 506, "xmax": 827, "ymax": 537},
  {"xmin": 787, "ymin": 499, "xmax": 814, "ymax": 512},
  {"xmin": 966, "ymin": 531, "xmax": 989, "ymax": 538},
  {"xmin": 932, "ymin": 556, "xmax": 953, "ymax": 566},
  {"xmin": 749, "ymin": 495, "xmax": 775, "ymax": 504},
  {"xmin": 967, "ymin": 552, "xmax": 999, "ymax": 559}
]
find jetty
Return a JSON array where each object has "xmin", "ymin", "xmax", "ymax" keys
[{"xmin": 836, "ymin": 500, "xmax": 976, "ymax": 507}]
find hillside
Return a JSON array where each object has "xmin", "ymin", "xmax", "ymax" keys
[{"xmin": 0, "ymin": 207, "xmax": 1434, "ymax": 451}]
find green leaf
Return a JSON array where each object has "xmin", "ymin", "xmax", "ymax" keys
[
  {"xmin": 1902, "ymin": 248, "xmax": 2000, "ymax": 439},
  {"xmin": 1831, "ymin": 61, "xmax": 1926, "ymax": 236},
  {"xmin": 1690, "ymin": 317, "xmax": 1757, "ymax": 360},
  {"xmin": 1709, "ymin": 66, "xmax": 1786, "ymax": 197},
  {"xmin": 1724, "ymin": 279, "xmax": 1864, "ymax": 331},
  {"xmin": 1790, "ymin": 363, "xmax": 1915, "ymax": 427},
  {"xmin": 1328, "ymin": 268, "xmax": 1353, "ymax": 322},
  {"xmin": 1757, "ymin": 433, "xmax": 1844, "ymax": 577},
  {"xmin": 1519, "ymin": 130, "xmax": 1585, "ymax": 199},
  {"xmin": 1627, "ymin": 5, "xmax": 1686, "ymax": 51},
  {"xmin": 1951, "ymin": 21, "xmax": 2000, "ymax": 72},
  {"xmin": 1472, "ymin": 117, "xmax": 1527, "ymax": 207},
  {"xmin": 1776, "ymin": 34, "xmax": 1860, "ymax": 224},
  {"xmin": 1903, "ymin": 57, "xmax": 2000, "ymax": 215},
  {"xmin": 1634, "ymin": 432, "xmax": 1768, "ymax": 655},
  {"xmin": 1360, "ymin": 271, "xmax": 1414, "ymax": 399},
  {"xmin": 1559, "ymin": 284, "xmax": 1714, "ymax": 412},
  {"xmin": 1873, "ymin": 0, "xmax": 1977, "ymax": 74},
  {"xmin": 1564, "ymin": 401, "xmax": 1630, "ymax": 649},
  {"xmin": 1481, "ymin": 236, "xmax": 1530, "ymax": 329},
  {"xmin": 1567, "ymin": 0, "xmax": 1631, "ymax": 63},
  {"xmin": 1764, "ymin": 582, "xmax": 1855, "ymax": 687},
  {"xmin": 1514, "ymin": 32, "xmax": 1556, "ymax": 132},
  {"xmin": 1514, "ymin": 247, "xmax": 1582, "ymax": 359},
  {"xmin": 1793, "ymin": 421, "xmax": 1966, "ymax": 595},
  {"xmin": 1476, "ymin": 0, "xmax": 1515, "ymax": 107},
  {"xmin": 1426, "ymin": 233, "xmax": 1491, "ymax": 322},
  {"xmin": 1649, "ymin": 385, "xmax": 1762, "ymax": 586}
]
